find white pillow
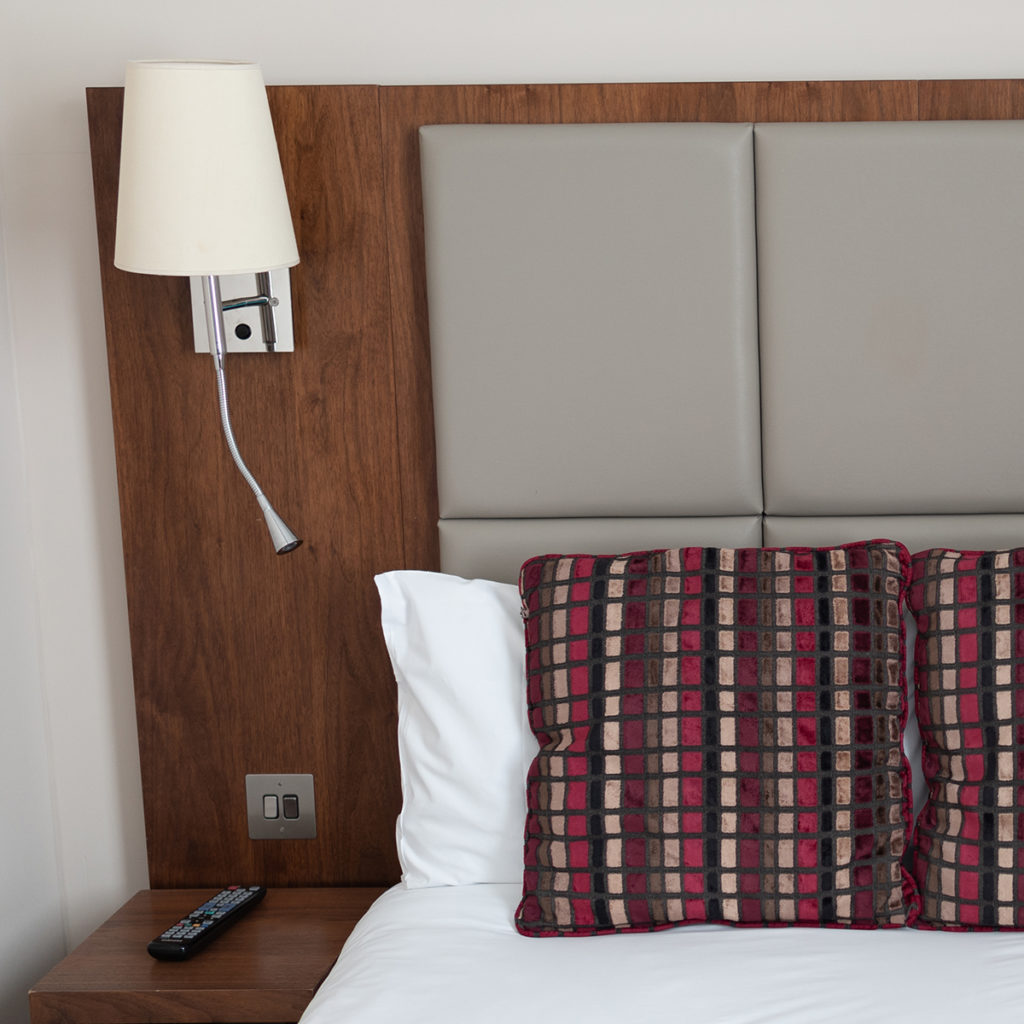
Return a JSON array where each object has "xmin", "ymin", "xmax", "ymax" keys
[{"xmin": 375, "ymin": 570, "xmax": 538, "ymax": 887}]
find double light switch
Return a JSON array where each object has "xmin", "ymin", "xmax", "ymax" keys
[
  {"xmin": 245, "ymin": 773, "xmax": 316, "ymax": 839},
  {"xmin": 262, "ymin": 793, "xmax": 300, "ymax": 819}
]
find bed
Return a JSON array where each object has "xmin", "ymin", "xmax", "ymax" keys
[{"xmin": 294, "ymin": 117, "xmax": 1024, "ymax": 1021}]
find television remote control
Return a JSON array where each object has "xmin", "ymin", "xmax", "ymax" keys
[{"xmin": 147, "ymin": 885, "xmax": 267, "ymax": 960}]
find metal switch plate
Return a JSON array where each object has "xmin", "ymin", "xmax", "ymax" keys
[
  {"xmin": 190, "ymin": 268, "xmax": 294, "ymax": 353},
  {"xmin": 245, "ymin": 773, "xmax": 316, "ymax": 839}
]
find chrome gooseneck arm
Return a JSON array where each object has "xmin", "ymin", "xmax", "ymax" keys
[{"xmin": 202, "ymin": 274, "xmax": 301, "ymax": 554}]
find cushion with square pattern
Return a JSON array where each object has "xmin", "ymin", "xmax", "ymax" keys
[
  {"xmin": 908, "ymin": 548, "xmax": 1024, "ymax": 929},
  {"xmin": 515, "ymin": 541, "xmax": 918, "ymax": 936}
]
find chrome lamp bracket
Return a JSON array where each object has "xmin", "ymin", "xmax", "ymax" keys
[{"xmin": 190, "ymin": 267, "xmax": 293, "ymax": 353}]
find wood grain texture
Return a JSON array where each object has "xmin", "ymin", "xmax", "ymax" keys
[
  {"xmin": 87, "ymin": 85, "xmax": 403, "ymax": 889},
  {"xmin": 919, "ymin": 78, "xmax": 1024, "ymax": 120},
  {"xmin": 554, "ymin": 80, "xmax": 919, "ymax": 123},
  {"xmin": 88, "ymin": 80, "xmax": 1023, "ymax": 895},
  {"xmin": 29, "ymin": 887, "xmax": 384, "ymax": 1024}
]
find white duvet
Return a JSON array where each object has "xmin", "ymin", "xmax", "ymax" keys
[{"xmin": 300, "ymin": 883, "xmax": 1023, "ymax": 1024}]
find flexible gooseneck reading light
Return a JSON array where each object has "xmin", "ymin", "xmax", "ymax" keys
[
  {"xmin": 113, "ymin": 59, "xmax": 301, "ymax": 554},
  {"xmin": 203, "ymin": 275, "xmax": 300, "ymax": 553}
]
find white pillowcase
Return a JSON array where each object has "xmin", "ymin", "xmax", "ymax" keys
[{"xmin": 375, "ymin": 570, "xmax": 538, "ymax": 887}]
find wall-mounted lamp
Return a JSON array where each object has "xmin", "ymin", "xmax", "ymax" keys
[{"xmin": 113, "ymin": 59, "xmax": 302, "ymax": 554}]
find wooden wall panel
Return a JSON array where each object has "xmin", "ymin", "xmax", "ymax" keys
[
  {"xmin": 87, "ymin": 85, "xmax": 406, "ymax": 888},
  {"xmin": 554, "ymin": 80, "xmax": 919, "ymax": 123},
  {"xmin": 87, "ymin": 80, "xmax": 1022, "ymax": 890}
]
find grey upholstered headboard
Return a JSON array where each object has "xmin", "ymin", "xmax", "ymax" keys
[{"xmin": 419, "ymin": 121, "xmax": 1024, "ymax": 585}]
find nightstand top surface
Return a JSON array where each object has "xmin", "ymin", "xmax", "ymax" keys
[{"xmin": 29, "ymin": 886, "xmax": 386, "ymax": 1024}]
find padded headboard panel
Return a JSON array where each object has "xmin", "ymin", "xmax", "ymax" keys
[
  {"xmin": 422, "ymin": 120, "xmax": 1024, "ymax": 582},
  {"xmin": 757, "ymin": 121, "xmax": 1024, "ymax": 522},
  {"xmin": 420, "ymin": 123, "xmax": 764, "ymax": 575}
]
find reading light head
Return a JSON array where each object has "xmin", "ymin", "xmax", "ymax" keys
[{"xmin": 262, "ymin": 503, "xmax": 302, "ymax": 555}]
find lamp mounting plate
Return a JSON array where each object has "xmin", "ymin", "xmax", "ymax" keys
[{"xmin": 190, "ymin": 268, "xmax": 294, "ymax": 353}]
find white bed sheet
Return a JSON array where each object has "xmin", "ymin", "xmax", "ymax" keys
[{"xmin": 301, "ymin": 883, "xmax": 1024, "ymax": 1024}]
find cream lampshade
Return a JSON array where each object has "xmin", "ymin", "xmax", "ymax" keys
[
  {"xmin": 114, "ymin": 58, "xmax": 303, "ymax": 554},
  {"xmin": 114, "ymin": 59, "xmax": 299, "ymax": 277}
]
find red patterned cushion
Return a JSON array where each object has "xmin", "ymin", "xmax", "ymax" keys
[
  {"xmin": 908, "ymin": 548, "xmax": 1024, "ymax": 929},
  {"xmin": 515, "ymin": 541, "xmax": 918, "ymax": 936}
]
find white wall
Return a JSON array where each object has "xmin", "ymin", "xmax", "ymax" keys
[
  {"xmin": 0, "ymin": 197, "xmax": 67, "ymax": 1024},
  {"xmin": 1, "ymin": 1, "xmax": 1023, "ymax": 1020}
]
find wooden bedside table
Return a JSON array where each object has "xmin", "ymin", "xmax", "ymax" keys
[{"xmin": 29, "ymin": 886, "xmax": 386, "ymax": 1024}]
